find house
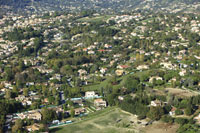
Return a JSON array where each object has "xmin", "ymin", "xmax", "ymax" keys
[
  {"xmin": 169, "ymin": 78, "xmax": 177, "ymax": 83},
  {"xmin": 15, "ymin": 95, "xmax": 26, "ymax": 101},
  {"xmin": 117, "ymin": 65, "xmax": 130, "ymax": 69},
  {"xmin": 100, "ymin": 68, "xmax": 107, "ymax": 74},
  {"xmin": 104, "ymin": 44, "xmax": 112, "ymax": 49},
  {"xmin": 88, "ymin": 51, "xmax": 95, "ymax": 54},
  {"xmin": 149, "ymin": 76, "xmax": 163, "ymax": 83},
  {"xmin": 169, "ymin": 107, "xmax": 177, "ymax": 116},
  {"xmin": 194, "ymin": 114, "xmax": 200, "ymax": 123},
  {"xmin": 43, "ymin": 98, "xmax": 49, "ymax": 104},
  {"xmin": 73, "ymin": 99, "xmax": 84, "ymax": 106},
  {"xmin": 23, "ymin": 100, "xmax": 32, "ymax": 106},
  {"xmin": 27, "ymin": 111, "xmax": 42, "ymax": 121},
  {"xmin": 98, "ymin": 49, "xmax": 106, "ymax": 52},
  {"xmin": 78, "ymin": 69, "xmax": 87, "ymax": 76},
  {"xmin": 52, "ymin": 120, "xmax": 60, "ymax": 124},
  {"xmin": 179, "ymin": 69, "xmax": 187, "ymax": 76},
  {"xmin": 26, "ymin": 123, "xmax": 41, "ymax": 132},
  {"xmin": 4, "ymin": 82, "xmax": 12, "ymax": 88},
  {"xmin": 150, "ymin": 100, "xmax": 162, "ymax": 107},
  {"xmin": 100, "ymin": 58, "xmax": 107, "ymax": 62},
  {"xmin": 137, "ymin": 65, "xmax": 149, "ymax": 70},
  {"xmin": 26, "ymin": 82, "xmax": 35, "ymax": 86},
  {"xmin": 85, "ymin": 91, "xmax": 97, "ymax": 98},
  {"xmin": 160, "ymin": 62, "xmax": 175, "ymax": 70},
  {"xmin": 28, "ymin": 91, "xmax": 37, "ymax": 96},
  {"xmin": 17, "ymin": 111, "xmax": 42, "ymax": 121},
  {"xmin": 118, "ymin": 96, "xmax": 124, "ymax": 101},
  {"xmin": 74, "ymin": 108, "xmax": 86, "ymax": 115},
  {"xmin": 115, "ymin": 69, "xmax": 124, "ymax": 76},
  {"xmin": 94, "ymin": 99, "xmax": 107, "ymax": 107}
]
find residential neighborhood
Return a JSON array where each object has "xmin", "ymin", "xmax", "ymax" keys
[{"xmin": 0, "ymin": 2, "xmax": 200, "ymax": 132}]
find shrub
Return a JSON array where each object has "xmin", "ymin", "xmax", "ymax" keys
[
  {"xmin": 161, "ymin": 115, "xmax": 174, "ymax": 123},
  {"xmin": 175, "ymin": 109, "xmax": 183, "ymax": 115}
]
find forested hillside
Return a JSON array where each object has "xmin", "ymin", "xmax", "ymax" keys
[
  {"xmin": 0, "ymin": 0, "xmax": 30, "ymax": 8},
  {"xmin": 0, "ymin": 0, "xmax": 200, "ymax": 14}
]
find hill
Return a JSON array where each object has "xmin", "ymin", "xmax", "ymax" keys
[{"xmin": 1, "ymin": 0, "xmax": 200, "ymax": 14}]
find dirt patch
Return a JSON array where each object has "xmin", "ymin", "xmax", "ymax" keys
[
  {"xmin": 143, "ymin": 121, "xmax": 179, "ymax": 133},
  {"xmin": 166, "ymin": 88, "xmax": 198, "ymax": 97}
]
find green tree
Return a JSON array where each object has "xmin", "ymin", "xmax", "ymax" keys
[
  {"xmin": 5, "ymin": 90, "xmax": 11, "ymax": 99},
  {"xmin": 18, "ymin": 60, "xmax": 25, "ymax": 71},
  {"xmin": 12, "ymin": 86, "xmax": 19, "ymax": 97},
  {"xmin": 63, "ymin": 103, "xmax": 68, "ymax": 111},
  {"xmin": 123, "ymin": 76, "xmax": 139, "ymax": 93},
  {"xmin": 55, "ymin": 95, "xmax": 60, "ymax": 105},
  {"xmin": 175, "ymin": 109, "xmax": 183, "ymax": 115},
  {"xmin": 23, "ymin": 88, "xmax": 29, "ymax": 97},
  {"xmin": 42, "ymin": 86, "xmax": 48, "ymax": 97},
  {"xmin": 5, "ymin": 68, "xmax": 13, "ymax": 81},
  {"xmin": 161, "ymin": 115, "xmax": 174, "ymax": 123},
  {"xmin": 175, "ymin": 118, "xmax": 188, "ymax": 125},
  {"xmin": 70, "ymin": 108, "xmax": 75, "ymax": 118},
  {"xmin": 185, "ymin": 106, "xmax": 194, "ymax": 116},
  {"xmin": 147, "ymin": 106, "xmax": 164, "ymax": 120},
  {"xmin": 52, "ymin": 88, "xmax": 57, "ymax": 96},
  {"xmin": 12, "ymin": 119, "xmax": 23, "ymax": 133},
  {"xmin": 41, "ymin": 108, "xmax": 57, "ymax": 124}
]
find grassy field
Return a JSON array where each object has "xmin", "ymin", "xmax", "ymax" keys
[
  {"xmin": 50, "ymin": 107, "xmax": 180, "ymax": 133},
  {"xmin": 50, "ymin": 107, "xmax": 140, "ymax": 133},
  {"xmin": 83, "ymin": 76, "xmax": 114, "ymax": 91},
  {"xmin": 143, "ymin": 121, "xmax": 179, "ymax": 133},
  {"xmin": 83, "ymin": 70, "xmax": 150, "ymax": 92}
]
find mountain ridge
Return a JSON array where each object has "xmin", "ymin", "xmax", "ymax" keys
[{"xmin": 0, "ymin": 0, "xmax": 200, "ymax": 14}]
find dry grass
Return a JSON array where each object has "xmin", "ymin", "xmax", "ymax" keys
[
  {"xmin": 166, "ymin": 88, "xmax": 198, "ymax": 98},
  {"xmin": 144, "ymin": 121, "xmax": 179, "ymax": 133}
]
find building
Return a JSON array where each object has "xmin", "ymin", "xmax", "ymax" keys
[
  {"xmin": 194, "ymin": 114, "xmax": 200, "ymax": 123},
  {"xmin": 115, "ymin": 69, "xmax": 124, "ymax": 76},
  {"xmin": 117, "ymin": 65, "xmax": 130, "ymax": 69},
  {"xmin": 169, "ymin": 107, "xmax": 177, "ymax": 116},
  {"xmin": 74, "ymin": 108, "xmax": 86, "ymax": 115},
  {"xmin": 26, "ymin": 123, "xmax": 41, "ymax": 132},
  {"xmin": 149, "ymin": 76, "xmax": 163, "ymax": 83},
  {"xmin": 94, "ymin": 99, "xmax": 107, "ymax": 107},
  {"xmin": 17, "ymin": 111, "xmax": 42, "ymax": 121},
  {"xmin": 118, "ymin": 96, "xmax": 124, "ymax": 101},
  {"xmin": 85, "ymin": 91, "xmax": 97, "ymax": 98},
  {"xmin": 150, "ymin": 100, "xmax": 162, "ymax": 107},
  {"xmin": 137, "ymin": 65, "xmax": 149, "ymax": 70},
  {"xmin": 27, "ymin": 111, "xmax": 42, "ymax": 121}
]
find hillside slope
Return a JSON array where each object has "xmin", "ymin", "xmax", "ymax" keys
[{"xmin": 0, "ymin": 0, "xmax": 200, "ymax": 14}]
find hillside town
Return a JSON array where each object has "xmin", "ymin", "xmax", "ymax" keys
[{"xmin": 0, "ymin": 9, "xmax": 200, "ymax": 133}]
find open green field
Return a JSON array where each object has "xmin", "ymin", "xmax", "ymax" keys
[
  {"xmin": 83, "ymin": 70, "xmax": 150, "ymax": 92},
  {"xmin": 83, "ymin": 78, "xmax": 111, "ymax": 92},
  {"xmin": 50, "ymin": 107, "xmax": 140, "ymax": 133}
]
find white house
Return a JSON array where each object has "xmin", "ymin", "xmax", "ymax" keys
[
  {"xmin": 85, "ymin": 91, "xmax": 97, "ymax": 98},
  {"xmin": 150, "ymin": 100, "xmax": 162, "ymax": 107},
  {"xmin": 137, "ymin": 65, "xmax": 149, "ymax": 70},
  {"xmin": 194, "ymin": 114, "xmax": 200, "ymax": 123},
  {"xmin": 149, "ymin": 76, "xmax": 163, "ymax": 83},
  {"xmin": 169, "ymin": 107, "xmax": 176, "ymax": 116},
  {"xmin": 179, "ymin": 69, "xmax": 187, "ymax": 76},
  {"xmin": 94, "ymin": 99, "xmax": 107, "ymax": 107}
]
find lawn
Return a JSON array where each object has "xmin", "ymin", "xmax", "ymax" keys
[
  {"xmin": 50, "ymin": 107, "xmax": 138, "ymax": 133},
  {"xmin": 83, "ymin": 70, "xmax": 151, "ymax": 92},
  {"xmin": 83, "ymin": 77, "xmax": 112, "ymax": 91}
]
